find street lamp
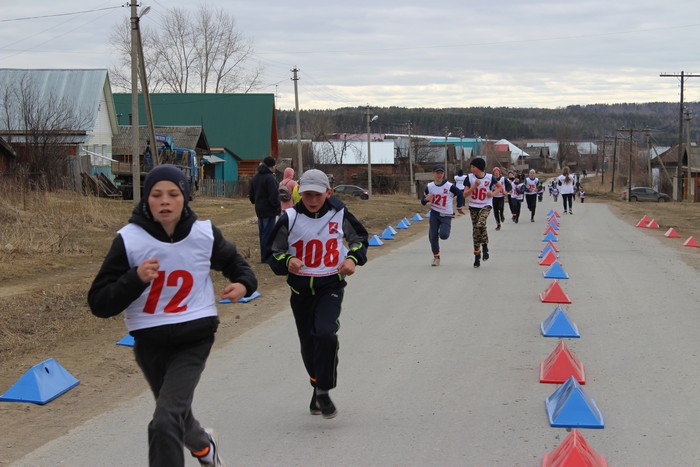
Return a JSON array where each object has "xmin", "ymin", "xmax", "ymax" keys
[{"xmin": 366, "ymin": 107, "xmax": 378, "ymax": 197}]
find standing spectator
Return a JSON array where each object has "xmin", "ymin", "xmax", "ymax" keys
[
  {"xmin": 464, "ymin": 158, "xmax": 501, "ymax": 267},
  {"xmin": 266, "ymin": 169, "xmax": 368, "ymax": 419},
  {"xmin": 490, "ymin": 166, "xmax": 510, "ymax": 231},
  {"xmin": 88, "ymin": 164, "xmax": 257, "ymax": 467},
  {"xmin": 557, "ymin": 166, "xmax": 576, "ymax": 214},
  {"xmin": 421, "ymin": 164, "xmax": 465, "ymax": 266},
  {"xmin": 279, "ymin": 167, "xmax": 299, "ymax": 211},
  {"xmin": 523, "ymin": 169, "xmax": 542, "ymax": 222},
  {"xmin": 249, "ymin": 156, "xmax": 281, "ymax": 262}
]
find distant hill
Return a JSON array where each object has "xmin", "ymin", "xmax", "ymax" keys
[{"xmin": 276, "ymin": 102, "xmax": 700, "ymax": 146}]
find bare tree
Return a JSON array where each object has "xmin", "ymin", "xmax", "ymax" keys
[
  {"xmin": 0, "ymin": 74, "xmax": 90, "ymax": 189},
  {"xmin": 109, "ymin": 4, "xmax": 263, "ymax": 94}
]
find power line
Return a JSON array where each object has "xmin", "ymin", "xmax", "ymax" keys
[{"xmin": 0, "ymin": 6, "xmax": 122, "ymax": 23}]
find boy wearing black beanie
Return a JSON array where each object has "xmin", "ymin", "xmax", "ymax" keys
[{"xmin": 463, "ymin": 158, "xmax": 502, "ymax": 268}]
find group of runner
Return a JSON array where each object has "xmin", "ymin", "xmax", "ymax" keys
[{"xmin": 422, "ymin": 161, "xmax": 579, "ymax": 267}]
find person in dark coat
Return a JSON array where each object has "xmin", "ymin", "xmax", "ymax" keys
[
  {"xmin": 88, "ymin": 164, "xmax": 257, "ymax": 467},
  {"xmin": 248, "ymin": 156, "xmax": 281, "ymax": 262}
]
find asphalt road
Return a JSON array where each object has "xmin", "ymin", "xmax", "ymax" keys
[{"xmin": 13, "ymin": 197, "xmax": 700, "ymax": 466}]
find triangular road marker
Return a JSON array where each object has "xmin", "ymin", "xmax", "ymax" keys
[
  {"xmin": 543, "ymin": 232, "xmax": 559, "ymax": 243},
  {"xmin": 538, "ymin": 244, "xmax": 559, "ymax": 259},
  {"xmin": 646, "ymin": 218, "xmax": 660, "ymax": 229},
  {"xmin": 664, "ymin": 228, "xmax": 680, "ymax": 238},
  {"xmin": 542, "ymin": 429, "xmax": 607, "ymax": 467},
  {"xmin": 380, "ymin": 228, "xmax": 395, "ymax": 240},
  {"xmin": 541, "ymin": 305, "xmax": 580, "ymax": 338},
  {"xmin": 683, "ymin": 236, "xmax": 700, "ymax": 248},
  {"xmin": 540, "ymin": 340, "xmax": 585, "ymax": 384},
  {"xmin": 540, "ymin": 280, "xmax": 572, "ymax": 304},
  {"xmin": 368, "ymin": 235, "xmax": 384, "ymax": 246},
  {"xmin": 543, "ymin": 261, "xmax": 569, "ymax": 279},
  {"xmin": 546, "ymin": 376, "xmax": 604, "ymax": 428},
  {"xmin": 116, "ymin": 334, "xmax": 134, "ymax": 347},
  {"xmin": 636, "ymin": 215, "xmax": 651, "ymax": 227},
  {"xmin": 396, "ymin": 220, "xmax": 409, "ymax": 229},
  {"xmin": 546, "ymin": 240, "xmax": 560, "ymax": 252},
  {"xmin": 539, "ymin": 250, "xmax": 559, "ymax": 266},
  {"xmin": 544, "ymin": 225, "xmax": 559, "ymax": 236},
  {"xmin": 411, "ymin": 213, "xmax": 424, "ymax": 221},
  {"xmin": 0, "ymin": 358, "xmax": 80, "ymax": 405}
]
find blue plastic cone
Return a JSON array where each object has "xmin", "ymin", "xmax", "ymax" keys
[
  {"xmin": 403, "ymin": 217, "xmax": 411, "ymax": 225},
  {"xmin": 426, "ymin": 211, "xmax": 431, "ymax": 218},
  {"xmin": 546, "ymin": 376, "xmax": 604, "ymax": 428},
  {"xmin": 543, "ymin": 232, "xmax": 559, "ymax": 242},
  {"xmin": 412, "ymin": 213, "xmax": 424, "ymax": 221},
  {"xmin": 544, "ymin": 261, "xmax": 570, "ymax": 279},
  {"xmin": 368, "ymin": 235, "xmax": 384, "ymax": 246},
  {"xmin": 219, "ymin": 290, "xmax": 262, "ymax": 304},
  {"xmin": 548, "ymin": 222, "xmax": 560, "ymax": 231},
  {"xmin": 396, "ymin": 220, "xmax": 409, "ymax": 229},
  {"xmin": 116, "ymin": 334, "xmax": 134, "ymax": 347},
  {"xmin": 0, "ymin": 358, "xmax": 80, "ymax": 405},
  {"xmin": 380, "ymin": 228, "xmax": 395, "ymax": 240},
  {"xmin": 388, "ymin": 225, "xmax": 398, "ymax": 235},
  {"xmin": 541, "ymin": 305, "xmax": 580, "ymax": 338}
]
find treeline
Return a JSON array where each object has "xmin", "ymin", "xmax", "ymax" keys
[{"xmin": 276, "ymin": 102, "xmax": 700, "ymax": 146}]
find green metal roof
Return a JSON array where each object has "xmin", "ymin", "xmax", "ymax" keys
[{"xmin": 113, "ymin": 93, "xmax": 277, "ymax": 161}]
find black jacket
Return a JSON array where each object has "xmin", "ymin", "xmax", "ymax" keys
[
  {"xmin": 248, "ymin": 163, "xmax": 281, "ymax": 218},
  {"xmin": 87, "ymin": 202, "xmax": 257, "ymax": 338},
  {"xmin": 266, "ymin": 196, "xmax": 368, "ymax": 294}
]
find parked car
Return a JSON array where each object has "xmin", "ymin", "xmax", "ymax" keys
[
  {"xmin": 622, "ymin": 187, "xmax": 670, "ymax": 202},
  {"xmin": 333, "ymin": 184, "xmax": 369, "ymax": 200}
]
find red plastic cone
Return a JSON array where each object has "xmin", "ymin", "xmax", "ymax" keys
[
  {"xmin": 544, "ymin": 225, "xmax": 559, "ymax": 236},
  {"xmin": 549, "ymin": 216, "xmax": 560, "ymax": 227},
  {"xmin": 540, "ymin": 280, "xmax": 572, "ymax": 304},
  {"xmin": 636, "ymin": 215, "xmax": 651, "ymax": 227},
  {"xmin": 664, "ymin": 228, "xmax": 680, "ymax": 238},
  {"xmin": 646, "ymin": 219, "xmax": 660, "ymax": 229},
  {"xmin": 540, "ymin": 341, "xmax": 585, "ymax": 384},
  {"xmin": 542, "ymin": 429, "xmax": 607, "ymax": 467},
  {"xmin": 683, "ymin": 236, "xmax": 700, "ymax": 248},
  {"xmin": 539, "ymin": 250, "xmax": 559, "ymax": 266}
]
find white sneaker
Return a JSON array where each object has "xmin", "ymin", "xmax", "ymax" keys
[
  {"xmin": 197, "ymin": 428, "xmax": 225, "ymax": 467},
  {"xmin": 431, "ymin": 256, "xmax": 440, "ymax": 267}
]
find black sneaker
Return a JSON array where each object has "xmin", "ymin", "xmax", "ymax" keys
[
  {"xmin": 495, "ymin": 224, "xmax": 501, "ymax": 231},
  {"xmin": 309, "ymin": 390, "xmax": 321, "ymax": 415},
  {"xmin": 473, "ymin": 254, "xmax": 481, "ymax": 268},
  {"xmin": 482, "ymin": 245, "xmax": 489, "ymax": 261},
  {"xmin": 501, "ymin": 214, "xmax": 506, "ymax": 223},
  {"xmin": 315, "ymin": 393, "xmax": 337, "ymax": 419}
]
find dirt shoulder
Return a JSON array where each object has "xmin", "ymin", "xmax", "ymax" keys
[{"xmin": 0, "ymin": 193, "xmax": 428, "ymax": 466}]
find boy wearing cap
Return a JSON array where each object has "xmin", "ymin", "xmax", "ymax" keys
[
  {"xmin": 89, "ymin": 164, "xmax": 257, "ymax": 466},
  {"xmin": 463, "ymin": 158, "xmax": 502, "ymax": 268},
  {"xmin": 266, "ymin": 169, "xmax": 368, "ymax": 419},
  {"xmin": 421, "ymin": 164, "xmax": 465, "ymax": 266}
]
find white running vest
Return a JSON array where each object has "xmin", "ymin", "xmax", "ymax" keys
[
  {"xmin": 454, "ymin": 175, "xmax": 467, "ymax": 191},
  {"xmin": 524, "ymin": 177, "xmax": 540, "ymax": 195},
  {"xmin": 467, "ymin": 173, "xmax": 495, "ymax": 208},
  {"xmin": 286, "ymin": 208, "xmax": 347, "ymax": 277},
  {"xmin": 492, "ymin": 175, "xmax": 505, "ymax": 198},
  {"xmin": 119, "ymin": 221, "xmax": 217, "ymax": 331},
  {"xmin": 427, "ymin": 181, "xmax": 456, "ymax": 216}
]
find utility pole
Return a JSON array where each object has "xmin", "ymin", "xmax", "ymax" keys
[
  {"xmin": 407, "ymin": 121, "xmax": 415, "ymax": 196},
  {"xmin": 365, "ymin": 107, "xmax": 378, "ymax": 197},
  {"xmin": 135, "ymin": 6, "xmax": 158, "ymax": 167},
  {"xmin": 618, "ymin": 127, "xmax": 647, "ymax": 202},
  {"xmin": 291, "ymin": 67, "xmax": 303, "ymax": 175},
  {"xmin": 660, "ymin": 71, "xmax": 700, "ymax": 200},
  {"xmin": 611, "ymin": 133, "xmax": 618, "ymax": 193},
  {"xmin": 685, "ymin": 108, "xmax": 694, "ymax": 201},
  {"xmin": 455, "ymin": 127, "xmax": 465, "ymax": 171},
  {"xmin": 130, "ymin": 1, "xmax": 140, "ymax": 204}
]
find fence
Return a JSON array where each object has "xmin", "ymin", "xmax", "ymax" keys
[{"xmin": 199, "ymin": 179, "xmax": 241, "ymax": 198}]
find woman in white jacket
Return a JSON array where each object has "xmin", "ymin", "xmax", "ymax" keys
[{"xmin": 557, "ymin": 166, "xmax": 576, "ymax": 214}]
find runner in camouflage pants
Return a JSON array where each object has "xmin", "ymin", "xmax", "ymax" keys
[{"xmin": 469, "ymin": 205, "xmax": 492, "ymax": 253}]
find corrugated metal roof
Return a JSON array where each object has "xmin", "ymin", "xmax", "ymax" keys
[
  {"xmin": 113, "ymin": 125, "xmax": 209, "ymax": 156},
  {"xmin": 0, "ymin": 69, "xmax": 110, "ymax": 132},
  {"xmin": 112, "ymin": 93, "xmax": 277, "ymax": 161}
]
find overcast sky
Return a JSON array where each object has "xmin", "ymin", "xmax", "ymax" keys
[{"xmin": 1, "ymin": 1, "xmax": 699, "ymax": 111}]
